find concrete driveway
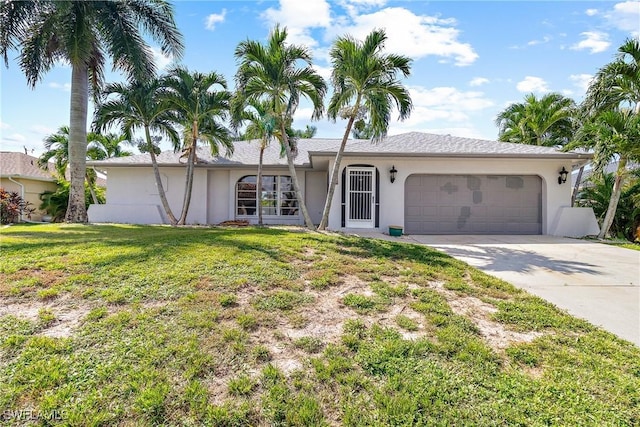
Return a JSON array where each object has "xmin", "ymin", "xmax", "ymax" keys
[{"xmin": 351, "ymin": 232, "xmax": 640, "ymax": 346}]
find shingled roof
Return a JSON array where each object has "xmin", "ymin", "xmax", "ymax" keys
[
  {"xmin": 0, "ymin": 152, "xmax": 56, "ymax": 181},
  {"xmin": 88, "ymin": 132, "xmax": 591, "ymax": 167}
]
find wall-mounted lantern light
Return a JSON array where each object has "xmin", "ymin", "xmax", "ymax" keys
[
  {"xmin": 558, "ymin": 166, "xmax": 569, "ymax": 185},
  {"xmin": 390, "ymin": 165, "xmax": 397, "ymax": 183}
]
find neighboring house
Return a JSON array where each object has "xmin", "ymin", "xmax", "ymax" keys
[
  {"xmin": 0, "ymin": 151, "xmax": 57, "ymax": 221},
  {"xmin": 87, "ymin": 132, "xmax": 599, "ymax": 237}
]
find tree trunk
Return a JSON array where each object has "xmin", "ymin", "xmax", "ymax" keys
[
  {"xmin": 281, "ymin": 122, "xmax": 315, "ymax": 230},
  {"xmin": 65, "ymin": 64, "xmax": 89, "ymax": 223},
  {"xmin": 146, "ymin": 126, "xmax": 178, "ymax": 225},
  {"xmin": 86, "ymin": 172, "xmax": 99, "ymax": 204},
  {"xmin": 178, "ymin": 145, "xmax": 196, "ymax": 225},
  {"xmin": 571, "ymin": 165, "xmax": 585, "ymax": 207},
  {"xmin": 178, "ymin": 127, "xmax": 198, "ymax": 225},
  {"xmin": 257, "ymin": 146, "xmax": 264, "ymax": 226},
  {"xmin": 318, "ymin": 114, "xmax": 357, "ymax": 230},
  {"xmin": 598, "ymin": 158, "xmax": 627, "ymax": 239}
]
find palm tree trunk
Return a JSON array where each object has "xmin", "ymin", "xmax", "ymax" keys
[
  {"xmin": 257, "ymin": 146, "xmax": 264, "ymax": 226},
  {"xmin": 318, "ymin": 114, "xmax": 357, "ymax": 230},
  {"xmin": 281, "ymin": 123, "xmax": 315, "ymax": 229},
  {"xmin": 598, "ymin": 158, "xmax": 627, "ymax": 239},
  {"xmin": 65, "ymin": 64, "xmax": 89, "ymax": 223},
  {"xmin": 86, "ymin": 172, "xmax": 99, "ymax": 204},
  {"xmin": 146, "ymin": 126, "xmax": 178, "ymax": 225},
  {"xmin": 178, "ymin": 135, "xmax": 197, "ymax": 225},
  {"xmin": 571, "ymin": 165, "xmax": 585, "ymax": 207}
]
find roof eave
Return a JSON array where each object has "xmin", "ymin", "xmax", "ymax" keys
[
  {"xmin": 1, "ymin": 174, "xmax": 56, "ymax": 182},
  {"xmin": 308, "ymin": 151, "xmax": 593, "ymax": 160}
]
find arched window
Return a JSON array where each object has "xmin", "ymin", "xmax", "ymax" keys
[{"xmin": 236, "ymin": 175, "xmax": 299, "ymax": 217}]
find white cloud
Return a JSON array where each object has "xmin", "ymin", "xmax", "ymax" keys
[
  {"xmin": 205, "ymin": 9, "xmax": 227, "ymax": 31},
  {"xmin": 48, "ymin": 82, "xmax": 71, "ymax": 91},
  {"xmin": 604, "ymin": 1, "xmax": 640, "ymax": 35},
  {"xmin": 569, "ymin": 74, "xmax": 594, "ymax": 93},
  {"xmin": 527, "ymin": 36, "xmax": 552, "ymax": 46},
  {"xmin": 340, "ymin": 0, "xmax": 387, "ymax": 17},
  {"xmin": 30, "ymin": 125, "xmax": 55, "ymax": 135},
  {"xmin": 150, "ymin": 46, "xmax": 174, "ymax": 71},
  {"xmin": 585, "ymin": 8, "xmax": 599, "ymax": 16},
  {"xmin": 328, "ymin": 7, "xmax": 478, "ymax": 66},
  {"xmin": 0, "ymin": 121, "xmax": 9, "ymax": 130},
  {"xmin": 393, "ymin": 85, "xmax": 494, "ymax": 128},
  {"xmin": 570, "ymin": 31, "xmax": 611, "ymax": 53},
  {"xmin": 516, "ymin": 76, "xmax": 550, "ymax": 93},
  {"xmin": 562, "ymin": 89, "xmax": 574, "ymax": 96},
  {"xmin": 262, "ymin": 0, "xmax": 331, "ymax": 47},
  {"xmin": 312, "ymin": 64, "xmax": 332, "ymax": 81},
  {"xmin": 469, "ymin": 77, "xmax": 489, "ymax": 87}
]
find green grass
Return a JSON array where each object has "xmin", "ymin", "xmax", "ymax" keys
[{"xmin": 0, "ymin": 223, "xmax": 639, "ymax": 425}]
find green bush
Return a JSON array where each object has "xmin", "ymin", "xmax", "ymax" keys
[{"xmin": 39, "ymin": 180, "xmax": 104, "ymax": 222}]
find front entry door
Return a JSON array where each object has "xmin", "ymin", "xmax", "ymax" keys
[{"xmin": 346, "ymin": 167, "xmax": 375, "ymax": 228}]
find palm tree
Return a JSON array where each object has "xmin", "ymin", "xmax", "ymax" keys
[
  {"xmin": 495, "ymin": 92, "xmax": 577, "ymax": 147},
  {"xmin": 163, "ymin": 66, "xmax": 233, "ymax": 225},
  {"xmin": 231, "ymin": 97, "xmax": 281, "ymax": 226},
  {"xmin": 568, "ymin": 109, "xmax": 640, "ymax": 238},
  {"xmin": 0, "ymin": 0, "xmax": 183, "ymax": 223},
  {"xmin": 38, "ymin": 126, "xmax": 71, "ymax": 179},
  {"xmin": 318, "ymin": 29, "xmax": 412, "ymax": 230},
  {"xmin": 87, "ymin": 133, "xmax": 133, "ymax": 160},
  {"xmin": 38, "ymin": 126, "xmax": 102, "ymax": 203},
  {"xmin": 571, "ymin": 37, "xmax": 640, "ymax": 238},
  {"xmin": 235, "ymin": 25, "xmax": 327, "ymax": 230},
  {"xmin": 93, "ymin": 79, "xmax": 182, "ymax": 225},
  {"xmin": 583, "ymin": 38, "xmax": 640, "ymax": 116}
]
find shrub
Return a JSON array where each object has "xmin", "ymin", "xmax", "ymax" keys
[
  {"xmin": 39, "ymin": 180, "xmax": 104, "ymax": 222},
  {"xmin": 0, "ymin": 188, "xmax": 35, "ymax": 223}
]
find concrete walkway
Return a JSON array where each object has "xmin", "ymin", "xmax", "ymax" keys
[{"xmin": 348, "ymin": 232, "xmax": 640, "ymax": 346}]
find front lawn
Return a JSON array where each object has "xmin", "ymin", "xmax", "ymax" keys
[{"xmin": 1, "ymin": 224, "xmax": 638, "ymax": 426}]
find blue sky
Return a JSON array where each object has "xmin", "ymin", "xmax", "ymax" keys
[{"xmin": 1, "ymin": 0, "xmax": 638, "ymax": 156}]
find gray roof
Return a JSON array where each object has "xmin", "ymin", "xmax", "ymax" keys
[
  {"xmin": 88, "ymin": 132, "xmax": 590, "ymax": 168},
  {"xmin": 311, "ymin": 132, "xmax": 591, "ymax": 159},
  {"xmin": 0, "ymin": 151, "xmax": 56, "ymax": 181}
]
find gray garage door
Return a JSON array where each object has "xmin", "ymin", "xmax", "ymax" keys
[{"xmin": 405, "ymin": 174, "xmax": 542, "ymax": 235}]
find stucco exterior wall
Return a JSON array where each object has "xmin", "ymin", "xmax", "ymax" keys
[
  {"xmin": 91, "ymin": 166, "xmax": 317, "ymax": 226},
  {"xmin": 322, "ymin": 156, "xmax": 573, "ymax": 235},
  {"xmin": 95, "ymin": 166, "xmax": 208, "ymax": 224},
  {"xmin": 1, "ymin": 177, "xmax": 57, "ymax": 221}
]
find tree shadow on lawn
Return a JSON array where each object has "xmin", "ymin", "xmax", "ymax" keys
[
  {"xmin": 433, "ymin": 245, "xmax": 600, "ymax": 275},
  {"xmin": 1, "ymin": 224, "xmax": 294, "ymax": 263},
  {"xmin": 314, "ymin": 234, "xmax": 461, "ymax": 270}
]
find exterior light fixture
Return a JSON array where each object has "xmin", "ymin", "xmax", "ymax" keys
[
  {"xmin": 558, "ymin": 166, "xmax": 569, "ymax": 185},
  {"xmin": 390, "ymin": 165, "xmax": 397, "ymax": 183}
]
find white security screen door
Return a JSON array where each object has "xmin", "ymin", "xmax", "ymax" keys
[{"xmin": 346, "ymin": 167, "xmax": 375, "ymax": 228}]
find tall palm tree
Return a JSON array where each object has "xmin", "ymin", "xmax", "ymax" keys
[
  {"xmin": 235, "ymin": 25, "xmax": 327, "ymax": 230},
  {"xmin": 163, "ymin": 66, "xmax": 233, "ymax": 225},
  {"xmin": 568, "ymin": 109, "xmax": 640, "ymax": 238},
  {"xmin": 495, "ymin": 92, "xmax": 577, "ymax": 147},
  {"xmin": 93, "ymin": 79, "xmax": 182, "ymax": 225},
  {"xmin": 318, "ymin": 29, "xmax": 412, "ymax": 230},
  {"xmin": 572, "ymin": 37, "xmax": 640, "ymax": 237},
  {"xmin": 0, "ymin": 0, "xmax": 183, "ymax": 223},
  {"xmin": 231, "ymin": 97, "xmax": 281, "ymax": 226}
]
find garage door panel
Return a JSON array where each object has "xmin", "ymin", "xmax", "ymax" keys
[{"xmin": 405, "ymin": 174, "xmax": 542, "ymax": 235}]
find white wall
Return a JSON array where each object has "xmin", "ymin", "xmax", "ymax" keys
[
  {"xmin": 92, "ymin": 166, "xmax": 314, "ymax": 226},
  {"xmin": 322, "ymin": 156, "xmax": 573, "ymax": 235},
  {"xmin": 96, "ymin": 166, "xmax": 208, "ymax": 224}
]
